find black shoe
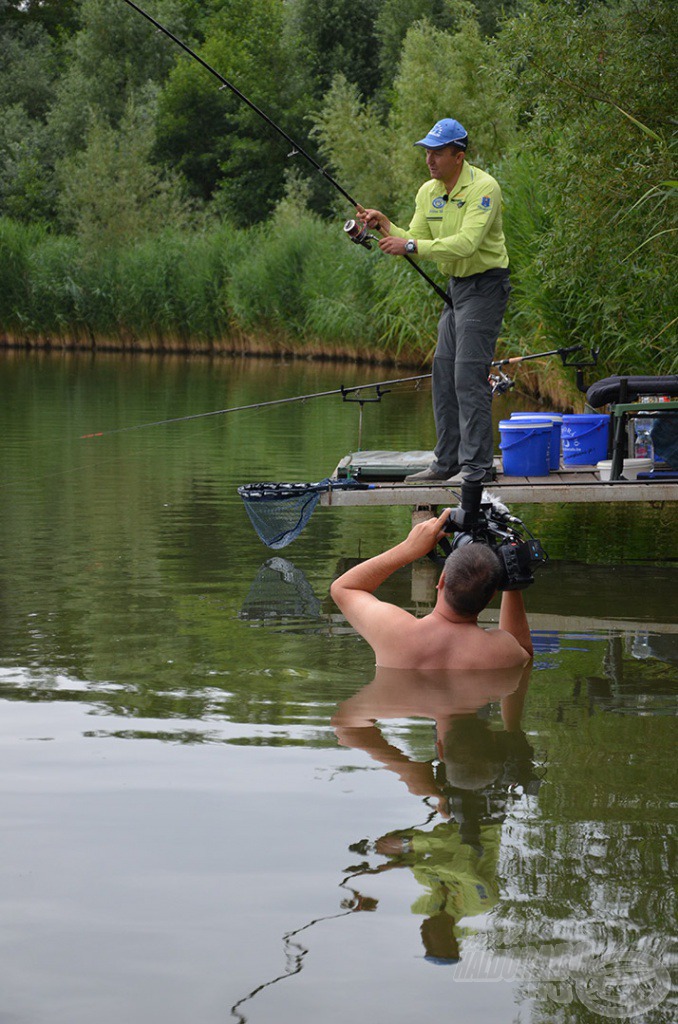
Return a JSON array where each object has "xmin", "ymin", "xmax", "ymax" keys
[
  {"xmin": 445, "ymin": 469, "xmax": 496, "ymax": 485},
  {"xmin": 404, "ymin": 465, "xmax": 458, "ymax": 482}
]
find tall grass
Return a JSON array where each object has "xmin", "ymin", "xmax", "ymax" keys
[
  {"xmin": 1, "ymin": 194, "xmax": 673, "ymax": 382},
  {"xmin": 501, "ymin": 150, "xmax": 678, "ymax": 381},
  {"xmin": 0, "ymin": 213, "xmax": 442, "ymax": 361}
]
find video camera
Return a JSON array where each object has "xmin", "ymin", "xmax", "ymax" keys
[{"xmin": 437, "ymin": 481, "xmax": 548, "ymax": 591}]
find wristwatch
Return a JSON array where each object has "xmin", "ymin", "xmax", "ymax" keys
[{"xmin": 404, "ymin": 239, "xmax": 417, "ymax": 254}]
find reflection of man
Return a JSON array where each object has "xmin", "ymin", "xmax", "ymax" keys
[
  {"xmin": 330, "ymin": 508, "xmax": 533, "ymax": 670},
  {"xmin": 333, "ymin": 662, "xmax": 535, "ymax": 964},
  {"xmin": 357, "ymin": 117, "xmax": 510, "ymax": 485}
]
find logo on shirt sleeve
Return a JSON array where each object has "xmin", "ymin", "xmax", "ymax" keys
[{"xmin": 479, "ymin": 195, "xmax": 492, "ymax": 210}]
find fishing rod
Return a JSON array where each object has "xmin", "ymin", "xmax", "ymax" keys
[
  {"xmin": 119, "ymin": 0, "xmax": 452, "ymax": 309},
  {"xmin": 80, "ymin": 373, "xmax": 430, "ymax": 438},
  {"xmin": 80, "ymin": 345, "xmax": 588, "ymax": 439}
]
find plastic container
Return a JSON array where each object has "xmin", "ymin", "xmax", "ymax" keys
[
  {"xmin": 596, "ymin": 458, "xmax": 653, "ymax": 481},
  {"xmin": 561, "ymin": 414, "xmax": 610, "ymax": 466},
  {"xmin": 633, "ymin": 421, "xmax": 655, "ymax": 460},
  {"xmin": 510, "ymin": 412, "xmax": 563, "ymax": 470},
  {"xmin": 499, "ymin": 420, "xmax": 551, "ymax": 476}
]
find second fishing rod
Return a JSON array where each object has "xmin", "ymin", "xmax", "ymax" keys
[
  {"xmin": 80, "ymin": 345, "xmax": 589, "ymax": 439},
  {"xmin": 119, "ymin": 0, "xmax": 453, "ymax": 310}
]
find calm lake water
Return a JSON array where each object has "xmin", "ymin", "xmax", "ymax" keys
[{"xmin": 0, "ymin": 352, "xmax": 676, "ymax": 1024}]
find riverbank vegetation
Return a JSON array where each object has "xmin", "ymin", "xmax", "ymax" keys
[{"xmin": 1, "ymin": 0, "xmax": 675, "ymax": 394}]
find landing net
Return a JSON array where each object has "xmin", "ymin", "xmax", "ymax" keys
[{"xmin": 237, "ymin": 479, "xmax": 366, "ymax": 549}]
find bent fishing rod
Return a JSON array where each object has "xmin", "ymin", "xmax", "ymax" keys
[
  {"xmin": 80, "ymin": 344, "xmax": 587, "ymax": 439},
  {"xmin": 119, "ymin": 0, "xmax": 452, "ymax": 309}
]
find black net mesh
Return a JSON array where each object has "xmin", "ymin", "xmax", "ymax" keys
[{"xmin": 238, "ymin": 479, "xmax": 365, "ymax": 549}]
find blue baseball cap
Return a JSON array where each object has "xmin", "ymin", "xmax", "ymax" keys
[{"xmin": 414, "ymin": 118, "xmax": 468, "ymax": 150}]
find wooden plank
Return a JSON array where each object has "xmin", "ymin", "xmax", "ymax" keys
[
  {"xmin": 320, "ymin": 480, "xmax": 678, "ymax": 506},
  {"xmin": 500, "ymin": 472, "xmax": 598, "ymax": 485}
]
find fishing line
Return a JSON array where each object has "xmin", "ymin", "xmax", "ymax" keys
[
  {"xmin": 229, "ymin": 798, "xmax": 438, "ymax": 1021},
  {"xmin": 118, "ymin": 0, "xmax": 453, "ymax": 309}
]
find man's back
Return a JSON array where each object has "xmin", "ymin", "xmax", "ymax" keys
[
  {"xmin": 330, "ymin": 510, "xmax": 533, "ymax": 672},
  {"xmin": 355, "ymin": 602, "xmax": 530, "ymax": 671}
]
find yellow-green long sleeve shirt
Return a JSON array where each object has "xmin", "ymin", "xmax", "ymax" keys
[
  {"xmin": 409, "ymin": 822, "xmax": 501, "ymax": 921},
  {"xmin": 390, "ymin": 162, "xmax": 509, "ymax": 279}
]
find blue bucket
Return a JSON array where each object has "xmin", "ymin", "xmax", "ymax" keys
[
  {"xmin": 561, "ymin": 414, "xmax": 610, "ymax": 466},
  {"xmin": 510, "ymin": 412, "xmax": 563, "ymax": 470},
  {"xmin": 499, "ymin": 420, "xmax": 551, "ymax": 476}
]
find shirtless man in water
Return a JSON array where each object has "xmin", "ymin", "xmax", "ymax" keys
[{"xmin": 330, "ymin": 508, "xmax": 533, "ymax": 669}]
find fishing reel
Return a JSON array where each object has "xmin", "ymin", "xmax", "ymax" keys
[
  {"xmin": 344, "ymin": 219, "xmax": 379, "ymax": 250},
  {"xmin": 489, "ymin": 368, "xmax": 514, "ymax": 397},
  {"xmin": 434, "ymin": 481, "xmax": 548, "ymax": 591}
]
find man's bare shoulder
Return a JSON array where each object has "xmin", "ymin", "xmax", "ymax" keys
[
  {"xmin": 371, "ymin": 617, "xmax": 528, "ymax": 671},
  {"xmin": 332, "ymin": 588, "xmax": 421, "ymax": 652},
  {"xmin": 481, "ymin": 626, "xmax": 532, "ymax": 666}
]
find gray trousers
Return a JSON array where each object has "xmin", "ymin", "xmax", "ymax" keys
[{"xmin": 431, "ymin": 269, "xmax": 511, "ymax": 480}]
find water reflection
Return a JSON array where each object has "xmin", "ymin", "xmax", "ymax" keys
[
  {"xmin": 327, "ymin": 660, "xmax": 674, "ymax": 1021},
  {"xmin": 568, "ymin": 634, "xmax": 678, "ymax": 719},
  {"xmin": 239, "ymin": 557, "xmax": 322, "ymax": 624},
  {"xmin": 229, "ymin": 664, "xmax": 539, "ymax": 1021},
  {"xmin": 2, "ymin": 355, "xmax": 677, "ymax": 1023},
  {"xmin": 332, "ymin": 665, "xmax": 538, "ymax": 965}
]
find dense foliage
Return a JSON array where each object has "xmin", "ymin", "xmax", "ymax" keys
[{"xmin": 0, "ymin": 0, "xmax": 675, "ymax": 382}]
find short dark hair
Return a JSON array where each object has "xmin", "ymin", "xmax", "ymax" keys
[
  {"xmin": 440, "ymin": 717, "xmax": 503, "ymax": 790},
  {"xmin": 442, "ymin": 544, "xmax": 501, "ymax": 617}
]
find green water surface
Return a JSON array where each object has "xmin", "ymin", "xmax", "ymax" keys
[{"xmin": 0, "ymin": 352, "xmax": 676, "ymax": 1024}]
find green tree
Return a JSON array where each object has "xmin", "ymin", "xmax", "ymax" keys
[
  {"xmin": 0, "ymin": 105, "xmax": 57, "ymax": 222},
  {"xmin": 496, "ymin": 0, "xmax": 677, "ymax": 370},
  {"xmin": 284, "ymin": 0, "xmax": 383, "ymax": 101},
  {"xmin": 0, "ymin": 0, "xmax": 81, "ymax": 37},
  {"xmin": 374, "ymin": 0, "xmax": 456, "ymax": 85},
  {"xmin": 0, "ymin": 8, "xmax": 63, "ymax": 221},
  {"xmin": 57, "ymin": 99, "xmax": 190, "ymax": 250},
  {"xmin": 47, "ymin": 0, "xmax": 188, "ymax": 156},
  {"xmin": 0, "ymin": 20, "xmax": 59, "ymax": 119},
  {"xmin": 466, "ymin": 0, "xmax": 518, "ymax": 37},
  {"xmin": 310, "ymin": 75, "xmax": 396, "ymax": 214},
  {"xmin": 156, "ymin": 0, "xmax": 304, "ymax": 224}
]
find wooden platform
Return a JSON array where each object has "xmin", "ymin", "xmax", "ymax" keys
[{"xmin": 321, "ymin": 468, "xmax": 678, "ymax": 507}]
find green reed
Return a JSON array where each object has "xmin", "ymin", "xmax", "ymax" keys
[
  {"xmin": 0, "ymin": 213, "xmax": 431, "ymax": 359},
  {"xmin": 1, "ymin": 206, "xmax": 673, "ymax": 378}
]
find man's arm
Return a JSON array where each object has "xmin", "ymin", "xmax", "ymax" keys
[
  {"xmin": 357, "ymin": 190, "xmax": 433, "ymax": 255},
  {"xmin": 330, "ymin": 509, "xmax": 451, "ymax": 651},
  {"xmin": 498, "ymin": 590, "xmax": 534, "ymax": 659},
  {"xmin": 333, "ymin": 724, "xmax": 439, "ymax": 797}
]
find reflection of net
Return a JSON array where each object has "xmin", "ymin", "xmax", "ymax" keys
[
  {"xmin": 238, "ymin": 479, "xmax": 365, "ymax": 549},
  {"xmin": 239, "ymin": 557, "xmax": 321, "ymax": 621}
]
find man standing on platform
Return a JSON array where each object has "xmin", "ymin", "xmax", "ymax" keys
[{"xmin": 357, "ymin": 118, "xmax": 511, "ymax": 485}]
